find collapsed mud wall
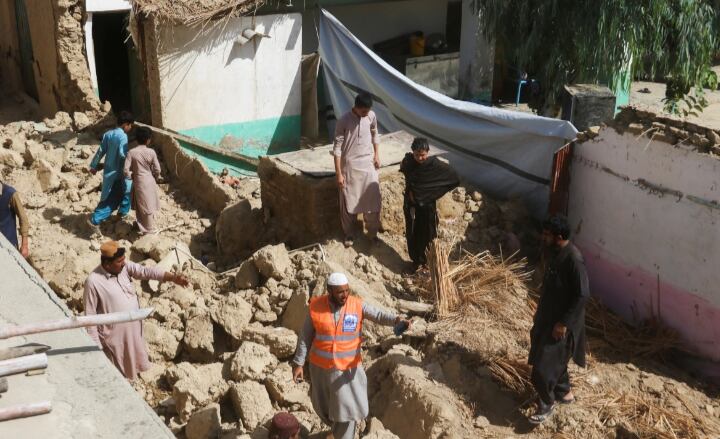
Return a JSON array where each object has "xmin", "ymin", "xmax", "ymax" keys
[
  {"xmin": 52, "ymin": 0, "xmax": 102, "ymax": 114},
  {"xmin": 0, "ymin": 1, "xmax": 23, "ymax": 91},
  {"xmin": 0, "ymin": 0, "xmax": 101, "ymax": 117},
  {"xmin": 258, "ymin": 156, "xmax": 342, "ymax": 247},
  {"xmin": 152, "ymin": 129, "xmax": 235, "ymax": 216},
  {"xmin": 258, "ymin": 156, "xmax": 408, "ymax": 248}
]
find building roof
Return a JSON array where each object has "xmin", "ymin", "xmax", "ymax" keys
[
  {"xmin": 131, "ymin": 0, "xmax": 272, "ymax": 26},
  {"xmin": 0, "ymin": 237, "xmax": 173, "ymax": 439}
]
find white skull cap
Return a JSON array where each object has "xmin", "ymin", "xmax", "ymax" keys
[{"xmin": 327, "ymin": 272, "xmax": 349, "ymax": 286}]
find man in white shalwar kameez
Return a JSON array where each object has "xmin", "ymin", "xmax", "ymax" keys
[{"xmin": 333, "ymin": 92, "xmax": 382, "ymax": 247}]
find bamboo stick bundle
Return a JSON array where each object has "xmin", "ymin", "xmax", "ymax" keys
[
  {"xmin": 0, "ymin": 353, "xmax": 47, "ymax": 377},
  {"xmin": 0, "ymin": 308, "xmax": 153, "ymax": 340},
  {"xmin": 487, "ymin": 357, "xmax": 533, "ymax": 396},
  {"xmin": 0, "ymin": 401, "xmax": 51, "ymax": 422},
  {"xmin": 427, "ymin": 239, "xmax": 459, "ymax": 317}
]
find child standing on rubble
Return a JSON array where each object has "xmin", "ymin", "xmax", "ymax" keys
[
  {"xmin": 124, "ymin": 126, "xmax": 161, "ymax": 234},
  {"xmin": 400, "ymin": 137, "xmax": 459, "ymax": 274}
]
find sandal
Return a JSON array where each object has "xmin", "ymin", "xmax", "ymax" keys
[
  {"xmin": 528, "ymin": 403, "xmax": 555, "ymax": 425},
  {"xmin": 557, "ymin": 395, "xmax": 575, "ymax": 405}
]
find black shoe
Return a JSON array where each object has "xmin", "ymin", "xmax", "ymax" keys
[{"xmin": 528, "ymin": 402, "xmax": 555, "ymax": 425}]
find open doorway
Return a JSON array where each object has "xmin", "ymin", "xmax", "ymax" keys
[
  {"xmin": 92, "ymin": 12, "xmax": 132, "ymax": 113},
  {"xmin": 14, "ymin": 0, "xmax": 39, "ymax": 101}
]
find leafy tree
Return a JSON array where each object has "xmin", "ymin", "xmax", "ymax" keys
[{"xmin": 473, "ymin": 0, "xmax": 718, "ymax": 116}]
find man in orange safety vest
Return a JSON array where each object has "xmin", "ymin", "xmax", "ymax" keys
[{"xmin": 292, "ymin": 272, "xmax": 410, "ymax": 439}]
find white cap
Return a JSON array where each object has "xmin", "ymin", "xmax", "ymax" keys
[{"xmin": 327, "ymin": 272, "xmax": 349, "ymax": 286}]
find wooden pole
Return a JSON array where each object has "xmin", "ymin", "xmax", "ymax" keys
[
  {"xmin": 0, "ymin": 401, "xmax": 52, "ymax": 422},
  {"xmin": 0, "ymin": 308, "xmax": 153, "ymax": 340},
  {"xmin": 154, "ymin": 221, "xmax": 185, "ymax": 234},
  {"xmin": 135, "ymin": 122, "xmax": 259, "ymax": 167},
  {"xmin": 0, "ymin": 353, "xmax": 47, "ymax": 377}
]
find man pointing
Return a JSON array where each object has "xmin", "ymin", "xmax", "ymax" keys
[{"xmin": 292, "ymin": 273, "xmax": 410, "ymax": 439}]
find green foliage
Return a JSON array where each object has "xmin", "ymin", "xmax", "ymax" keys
[{"xmin": 473, "ymin": 0, "xmax": 718, "ymax": 115}]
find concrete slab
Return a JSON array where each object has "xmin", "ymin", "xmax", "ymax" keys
[
  {"xmin": 0, "ymin": 237, "xmax": 173, "ymax": 438},
  {"xmin": 276, "ymin": 131, "xmax": 415, "ymax": 177}
]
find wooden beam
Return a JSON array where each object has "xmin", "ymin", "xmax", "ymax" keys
[
  {"xmin": 0, "ymin": 308, "xmax": 153, "ymax": 340},
  {"xmin": 0, "ymin": 401, "xmax": 52, "ymax": 422},
  {"xmin": 136, "ymin": 122, "xmax": 260, "ymax": 168},
  {"xmin": 0, "ymin": 353, "xmax": 47, "ymax": 377}
]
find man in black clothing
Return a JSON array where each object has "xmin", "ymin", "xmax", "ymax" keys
[
  {"xmin": 528, "ymin": 214, "xmax": 589, "ymax": 424},
  {"xmin": 400, "ymin": 138, "xmax": 459, "ymax": 273}
]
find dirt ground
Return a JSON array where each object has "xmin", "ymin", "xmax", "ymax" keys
[{"xmin": 1, "ymin": 110, "xmax": 719, "ymax": 439}]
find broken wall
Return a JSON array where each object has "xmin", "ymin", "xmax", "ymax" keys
[
  {"xmin": 258, "ymin": 156, "xmax": 342, "ymax": 247},
  {"xmin": 0, "ymin": 0, "xmax": 101, "ymax": 117},
  {"xmin": 152, "ymin": 128, "xmax": 235, "ymax": 215},
  {"xmin": 567, "ymin": 113, "xmax": 720, "ymax": 363},
  {"xmin": 52, "ymin": 0, "xmax": 103, "ymax": 114},
  {"xmin": 0, "ymin": 0, "xmax": 23, "ymax": 91},
  {"xmin": 144, "ymin": 13, "xmax": 302, "ymax": 159},
  {"xmin": 258, "ymin": 156, "xmax": 409, "ymax": 250},
  {"xmin": 25, "ymin": 0, "xmax": 61, "ymax": 115}
]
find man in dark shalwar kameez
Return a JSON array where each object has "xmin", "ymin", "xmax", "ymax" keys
[
  {"xmin": 400, "ymin": 137, "xmax": 459, "ymax": 273},
  {"xmin": 528, "ymin": 214, "xmax": 589, "ymax": 424}
]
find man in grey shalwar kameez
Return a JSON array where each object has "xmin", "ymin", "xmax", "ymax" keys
[{"xmin": 292, "ymin": 273, "xmax": 410, "ymax": 439}]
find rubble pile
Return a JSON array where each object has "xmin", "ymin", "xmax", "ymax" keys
[
  {"xmin": 134, "ymin": 241, "xmax": 460, "ymax": 438},
  {"xmin": 2, "ymin": 112, "xmax": 719, "ymax": 438},
  {"xmin": 608, "ymin": 106, "xmax": 720, "ymax": 155}
]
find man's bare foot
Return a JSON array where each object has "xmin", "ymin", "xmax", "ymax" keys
[{"xmin": 557, "ymin": 392, "xmax": 575, "ymax": 404}]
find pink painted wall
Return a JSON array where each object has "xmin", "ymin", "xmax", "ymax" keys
[{"xmin": 568, "ymin": 128, "xmax": 720, "ymax": 362}]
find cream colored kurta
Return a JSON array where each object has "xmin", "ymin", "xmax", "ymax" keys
[
  {"xmin": 333, "ymin": 110, "xmax": 381, "ymax": 215},
  {"xmin": 124, "ymin": 145, "xmax": 161, "ymax": 233},
  {"xmin": 84, "ymin": 261, "xmax": 165, "ymax": 379}
]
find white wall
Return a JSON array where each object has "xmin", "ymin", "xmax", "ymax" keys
[
  {"xmin": 86, "ymin": 0, "xmax": 130, "ymax": 12},
  {"xmin": 155, "ymin": 13, "xmax": 302, "ymax": 141},
  {"xmin": 458, "ymin": 0, "xmax": 493, "ymax": 102},
  {"xmin": 303, "ymin": 0, "xmax": 449, "ymax": 53},
  {"xmin": 567, "ymin": 128, "xmax": 720, "ymax": 360}
]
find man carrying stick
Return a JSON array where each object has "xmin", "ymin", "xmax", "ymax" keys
[
  {"xmin": 528, "ymin": 214, "xmax": 589, "ymax": 424},
  {"xmin": 84, "ymin": 240, "xmax": 189, "ymax": 379}
]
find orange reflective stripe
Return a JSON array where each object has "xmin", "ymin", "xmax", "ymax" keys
[{"xmin": 309, "ymin": 295, "xmax": 363, "ymax": 370}]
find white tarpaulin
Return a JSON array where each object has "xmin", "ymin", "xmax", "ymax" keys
[{"xmin": 318, "ymin": 9, "xmax": 578, "ymax": 217}]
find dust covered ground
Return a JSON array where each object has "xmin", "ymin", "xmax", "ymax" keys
[{"xmin": 1, "ymin": 112, "xmax": 719, "ymax": 439}]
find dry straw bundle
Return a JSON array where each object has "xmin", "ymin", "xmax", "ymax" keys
[
  {"xmin": 427, "ymin": 239, "xmax": 533, "ymax": 325},
  {"xmin": 132, "ymin": 0, "xmax": 281, "ymax": 27},
  {"xmin": 585, "ymin": 299, "xmax": 681, "ymax": 359}
]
